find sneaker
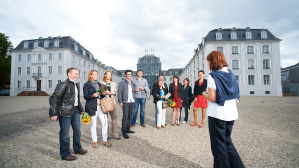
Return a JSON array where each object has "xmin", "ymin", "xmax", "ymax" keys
[{"xmin": 182, "ymin": 121, "xmax": 186, "ymax": 124}]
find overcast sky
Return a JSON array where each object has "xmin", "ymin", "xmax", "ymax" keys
[{"xmin": 1, "ymin": 0, "xmax": 298, "ymax": 70}]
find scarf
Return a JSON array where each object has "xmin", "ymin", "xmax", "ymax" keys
[{"xmin": 91, "ymin": 80, "xmax": 100, "ymax": 99}]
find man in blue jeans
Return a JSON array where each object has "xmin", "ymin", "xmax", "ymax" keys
[
  {"xmin": 49, "ymin": 67, "xmax": 88, "ymax": 161},
  {"xmin": 152, "ymin": 75, "xmax": 168, "ymax": 125},
  {"xmin": 131, "ymin": 70, "xmax": 149, "ymax": 128}
]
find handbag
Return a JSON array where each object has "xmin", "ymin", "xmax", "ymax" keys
[
  {"xmin": 162, "ymin": 101, "xmax": 170, "ymax": 109},
  {"xmin": 100, "ymin": 97, "xmax": 116, "ymax": 113}
]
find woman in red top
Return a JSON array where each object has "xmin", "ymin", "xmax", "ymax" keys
[
  {"xmin": 169, "ymin": 75, "xmax": 183, "ymax": 126},
  {"xmin": 191, "ymin": 70, "xmax": 208, "ymax": 128}
]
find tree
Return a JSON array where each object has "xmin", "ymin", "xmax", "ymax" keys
[{"xmin": 0, "ymin": 33, "xmax": 13, "ymax": 89}]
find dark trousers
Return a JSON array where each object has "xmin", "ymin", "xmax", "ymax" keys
[
  {"xmin": 58, "ymin": 107, "xmax": 82, "ymax": 158},
  {"xmin": 208, "ymin": 116, "xmax": 245, "ymax": 168},
  {"xmin": 122, "ymin": 102, "xmax": 134, "ymax": 134}
]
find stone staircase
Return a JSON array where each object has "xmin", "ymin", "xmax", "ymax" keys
[{"xmin": 17, "ymin": 91, "xmax": 49, "ymax": 96}]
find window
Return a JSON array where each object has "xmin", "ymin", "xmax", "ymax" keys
[
  {"xmin": 265, "ymin": 91, "xmax": 271, "ymax": 94},
  {"xmin": 232, "ymin": 60, "xmax": 239, "ymax": 70},
  {"xmin": 175, "ymin": 71, "xmax": 178, "ymax": 75},
  {"xmin": 49, "ymin": 53, "xmax": 52, "ymax": 60},
  {"xmin": 235, "ymin": 75, "xmax": 240, "ymax": 86},
  {"xmin": 26, "ymin": 80, "xmax": 30, "ymax": 88},
  {"xmin": 83, "ymin": 50, "xmax": 86, "ymax": 56},
  {"xmin": 58, "ymin": 80, "xmax": 62, "ymax": 84},
  {"xmin": 58, "ymin": 66, "xmax": 62, "ymax": 74},
  {"xmin": 17, "ymin": 67, "xmax": 21, "ymax": 75},
  {"xmin": 58, "ymin": 53, "xmax": 62, "ymax": 60},
  {"xmin": 54, "ymin": 40, "xmax": 60, "ymax": 47},
  {"xmin": 247, "ymin": 46, "xmax": 254, "ymax": 54},
  {"xmin": 263, "ymin": 75, "xmax": 270, "ymax": 85},
  {"xmin": 17, "ymin": 81, "xmax": 21, "ymax": 89},
  {"xmin": 232, "ymin": 46, "xmax": 239, "ymax": 54},
  {"xmin": 263, "ymin": 59, "xmax": 270, "ymax": 69},
  {"xmin": 93, "ymin": 65, "xmax": 95, "ymax": 70},
  {"xmin": 170, "ymin": 77, "xmax": 173, "ymax": 81},
  {"xmin": 262, "ymin": 45, "xmax": 269, "ymax": 54},
  {"xmin": 84, "ymin": 61, "xmax": 86, "ymax": 67},
  {"xmin": 24, "ymin": 41, "xmax": 29, "ymax": 48},
  {"xmin": 250, "ymin": 91, "xmax": 255, "ymax": 95},
  {"xmin": 169, "ymin": 71, "xmax": 172, "ymax": 75},
  {"xmin": 48, "ymin": 80, "xmax": 52, "ymax": 88},
  {"xmin": 163, "ymin": 72, "xmax": 166, "ymax": 75},
  {"xmin": 34, "ymin": 41, "xmax": 39, "ymax": 48},
  {"xmin": 231, "ymin": 32, "xmax": 237, "ymax": 39},
  {"xmin": 27, "ymin": 67, "xmax": 30, "ymax": 75},
  {"xmin": 84, "ymin": 71, "xmax": 86, "ymax": 79},
  {"xmin": 248, "ymin": 75, "xmax": 255, "ymax": 85},
  {"xmin": 164, "ymin": 77, "xmax": 166, "ymax": 81},
  {"xmin": 246, "ymin": 32, "xmax": 252, "ymax": 39},
  {"xmin": 248, "ymin": 59, "xmax": 255, "ymax": 69},
  {"xmin": 74, "ymin": 44, "xmax": 78, "ymax": 51},
  {"xmin": 72, "ymin": 55, "xmax": 75, "ymax": 62},
  {"xmin": 38, "ymin": 54, "xmax": 42, "ymax": 61},
  {"xmin": 217, "ymin": 47, "xmax": 224, "ymax": 53},
  {"xmin": 27, "ymin": 54, "xmax": 31, "ymax": 61},
  {"xmin": 44, "ymin": 41, "xmax": 49, "ymax": 48},
  {"xmin": 48, "ymin": 66, "xmax": 52, "ymax": 74},
  {"xmin": 37, "ymin": 66, "xmax": 41, "ymax": 76},
  {"xmin": 18, "ymin": 54, "xmax": 22, "ymax": 61},
  {"xmin": 261, "ymin": 31, "xmax": 267, "ymax": 38},
  {"xmin": 79, "ymin": 58, "xmax": 81, "ymax": 65},
  {"xmin": 216, "ymin": 32, "xmax": 222, "ymax": 40},
  {"xmin": 78, "ymin": 70, "xmax": 81, "ymax": 77},
  {"xmin": 89, "ymin": 63, "xmax": 90, "ymax": 69}
]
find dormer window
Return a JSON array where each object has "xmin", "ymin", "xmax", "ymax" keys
[
  {"xmin": 34, "ymin": 41, "xmax": 39, "ymax": 48},
  {"xmin": 246, "ymin": 32, "xmax": 252, "ymax": 39},
  {"xmin": 261, "ymin": 31, "xmax": 267, "ymax": 38},
  {"xmin": 83, "ymin": 50, "xmax": 86, "ymax": 56},
  {"xmin": 24, "ymin": 41, "xmax": 29, "ymax": 48},
  {"xmin": 216, "ymin": 32, "xmax": 222, "ymax": 40},
  {"xmin": 54, "ymin": 39, "xmax": 60, "ymax": 47},
  {"xmin": 44, "ymin": 40, "xmax": 50, "ymax": 48},
  {"xmin": 74, "ymin": 44, "xmax": 78, "ymax": 51},
  {"xmin": 231, "ymin": 32, "xmax": 237, "ymax": 39}
]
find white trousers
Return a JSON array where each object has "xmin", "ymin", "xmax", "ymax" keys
[
  {"xmin": 157, "ymin": 101, "xmax": 166, "ymax": 127},
  {"xmin": 90, "ymin": 106, "xmax": 108, "ymax": 142}
]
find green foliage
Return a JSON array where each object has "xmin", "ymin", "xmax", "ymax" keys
[{"xmin": 0, "ymin": 33, "xmax": 13, "ymax": 89}]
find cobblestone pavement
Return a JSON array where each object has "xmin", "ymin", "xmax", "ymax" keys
[{"xmin": 0, "ymin": 96, "xmax": 298, "ymax": 167}]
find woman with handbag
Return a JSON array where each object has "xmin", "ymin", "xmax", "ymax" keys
[
  {"xmin": 169, "ymin": 75, "xmax": 183, "ymax": 126},
  {"xmin": 83, "ymin": 70, "xmax": 112, "ymax": 148},
  {"xmin": 153, "ymin": 80, "xmax": 167, "ymax": 129},
  {"xmin": 100, "ymin": 70, "xmax": 121, "ymax": 140}
]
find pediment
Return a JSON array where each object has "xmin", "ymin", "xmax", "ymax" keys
[{"xmin": 32, "ymin": 47, "xmax": 46, "ymax": 52}]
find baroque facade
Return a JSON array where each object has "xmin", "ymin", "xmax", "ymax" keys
[
  {"xmin": 179, "ymin": 27, "xmax": 282, "ymax": 96},
  {"xmin": 10, "ymin": 36, "xmax": 122, "ymax": 96}
]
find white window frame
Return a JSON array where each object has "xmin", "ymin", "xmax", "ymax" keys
[
  {"xmin": 44, "ymin": 40, "xmax": 49, "ymax": 48},
  {"xmin": 83, "ymin": 50, "xmax": 86, "ymax": 56},
  {"xmin": 263, "ymin": 59, "xmax": 271, "ymax": 69},
  {"xmin": 248, "ymin": 59, "xmax": 255, "ymax": 70},
  {"xmin": 72, "ymin": 55, "xmax": 75, "ymax": 63},
  {"xmin": 17, "ymin": 80, "xmax": 21, "ymax": 89},
  {"xmin": 54, "ymin": 40, "xmax": 60, "ymax": 47},
  {"xmin": 48, "ymin": 80, "xmax": 52, "ymax": 88},
  {"xmin": 232, "ymin": 46, "xmax": 239, "ymax": 54},
  {"xmin": 261, "ymin": 31, "xmax": 267, "ymax": 39},
  {"xmin": 58, "ymin": 53, "xmax": 62, "ymax": 60},
  {"xmin": 34, "ymin": 41, "xmax": 39, "ymax": 48},
  {"xmin": 263, "ymin": 74, "xmax": 271, "ymax": 85},
  {"xmin": 26, "ymin": 80, "xmax": 30, "ymax": 88},
  {"xmin": 262, "ymin": 45, "xmax": 269, "ymax": 54},
  {"xmin": 18, "ymin": 54, "xmax": 22, "ymax": 61},
  {"xmin": 216, "ymin": 32, "xmax": 222, "ymax": 40},
  {"xmin": 232, "ymin": 59, "xmax": 239, "ymax": 70},
  {"xmin": 26, "ymin": 67, "xmax": 30, "ymax": 75},
  {"xmin": 74, "ymin": 44, "xmax": 78, "ymax": 51},
  {"xmin": 246, "ymin": 32, "xmax": 252, "ymax": 39},
  {"xmin": 84, "ymin": 61, "xmax": 86, "ymax": 67},
  {"xmin": 247, "ymin": 46, "xmax": 254, "ymax": 54},
  {"xmin": 231, "ymin": 32, "xmax": 237, "ymax": 39},
  {"xmin": 17, "ymin": 67, "xmax": 21, "ymax": 75},
  {"xmin": 27, "ymin": 54, "xmax": 31, "ymax": 61},
  {"xmin": 248, "ymin": 75, "xmax": 255, "ymax": 85},
  {"xmin": 48, "ymin": 66, "xmax": 52, "ymax": 74},
  {"xmin": 24, "ymin": 41, "xmax": 29, "ymax": 48},
  {"xmin": 38, "ymin": 54, "xmax": 42, "ymax": 61},
  {"xmin": 58, "ymin": 66, "xmax": 62, "ymax": 74},
  {"xmin": 217, "ymin": 46, "xmax": 224, "ymax": 53}
]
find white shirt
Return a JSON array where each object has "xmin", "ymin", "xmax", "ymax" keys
[
  {"xmin": 127, "ymin": 80, "xmax": 135, "ymax": 103},
  {"xmin": 69, "ymin": 78, "xmax": 78, "ymax": 106},
  {"xmin": 206, "ymin": 67, "xmax": 238, "ymax": 121}
]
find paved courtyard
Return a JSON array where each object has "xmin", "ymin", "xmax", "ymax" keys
[{"xmin": 0, "ymin": 96, "xmax": 298, "ymax": 167}]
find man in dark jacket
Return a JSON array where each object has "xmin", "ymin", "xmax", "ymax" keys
[
  {"xmin": 152, "ymin": 75, "xmax": 168, "ymax": 125},
  {"xmin": 49, "ymin": 67, "xmax": 87, "ymax": 161}
]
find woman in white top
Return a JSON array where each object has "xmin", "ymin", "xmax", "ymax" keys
[{"xmin": 202, "ymin": 51, "xmax": 244, "ymax": 168}]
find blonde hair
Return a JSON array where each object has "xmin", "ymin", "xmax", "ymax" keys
[
  {"xmin": 87, "ymin": 70, "xmax": 98, "ymax": 82},
  {"xmin": 103, "ymin": 70, "xmax": 113, "ymax": 82}
]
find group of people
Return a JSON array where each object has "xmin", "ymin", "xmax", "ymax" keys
[{"xmin": 49, "ymin": 51, "xmax": 245, "ymax": 167}]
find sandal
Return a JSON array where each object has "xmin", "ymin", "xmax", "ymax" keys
[
  {"xmin": 199, "ymin": 123, "xmax": 204, "ymax": 128},
  {"xmin": 191, "ymin": 122, "xmax": 197, "ymax": 127}
]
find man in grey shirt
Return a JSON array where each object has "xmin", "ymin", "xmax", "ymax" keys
[
  {"xmin": 131, "ymin": 69, "xmax": 149, "ymax": 128},
  {"xmin": 118, "ymin": 70, "xmax": 135, "ymax": 139}
]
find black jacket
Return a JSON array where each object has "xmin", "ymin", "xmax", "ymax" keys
[
  {"xmin": 182, "ymin": 85, "xmax": 192, "ymax": 108},
  {"xmin": 169, "ymin": 83, "xmax": 183, "ymax": 100},
  {"xmin": 152, "ymin": 81, "xmax": 168, "ymax": 103},
  {"xmin": 153, "ymin": 85, "xmax": 167, "ymax": 104},
  {"xmin": 83, "ymin": 81, "xmax": 103, "ymax": 116},
  {"xmin": 193, "ymin": 79, "xmax": 207, "ymax": 98},
  {"xmin": 49, "ymin": 78, "xmax": 84, "ymax": 118}
]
